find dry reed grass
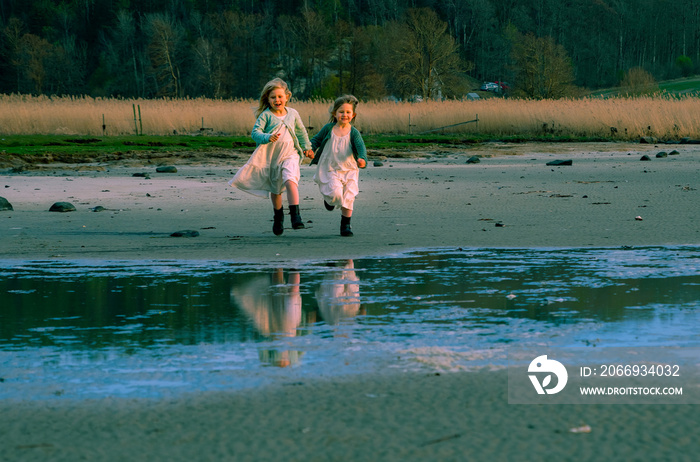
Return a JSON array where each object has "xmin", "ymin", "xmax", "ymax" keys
[{"xmin": 2, "ymin": 94, "xmax": 700, "ymax": 140}]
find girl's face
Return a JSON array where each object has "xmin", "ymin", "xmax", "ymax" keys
[
  {"xmin": 334, "ymin": 103, "xmax": 355, "ymax": 125},
  {"xmin": 267, "ymin": 87, "xmax": 288, "ymax": 113}
]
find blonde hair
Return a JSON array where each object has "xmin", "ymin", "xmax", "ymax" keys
[
  {"xmin": 255, "ymin": 78, "xmax": 292, "ymax": 118},
  {"xmin": 329, "ymin": 94, "xmax": 359, "ymax": 124}
]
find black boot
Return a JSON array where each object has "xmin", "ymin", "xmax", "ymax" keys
[
  {"xmin": 340, "ymin": 215, "xmax": 353, "ymax": 237},
  {"xmin": 289, "ymin": 204, "xmax": 305, "ymax": 229},
  {"xmin": 273, "ymin": 207, "xmax": 284, "ymax": 235},
  {"xmin": 323, "ymin": 200, "xmax": 335, "ymax": 211}
]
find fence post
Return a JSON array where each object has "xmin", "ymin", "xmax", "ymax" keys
[
  {"xmin": 138, "ymin": 105, "xmax": 143, "ymax": 135},
  {"xmin": 132, "ymin": 104, "xmax": 138, "ymax": 135}
]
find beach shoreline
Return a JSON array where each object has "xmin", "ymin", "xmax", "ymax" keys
[
  {"xmin": 1, "ymin": 142, "xmax": 698, "ymax": 262},
  {"xmin": 2, "ymin": 369, "xmax": 697, "ymax": 461},
  {"xmin": 2, "ymin": 142, "xmax": 698, "ymax": 461}
]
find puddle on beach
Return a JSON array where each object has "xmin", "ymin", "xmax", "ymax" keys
[{"xmin": 1, "ymin": 246, "xmax": 698, "ymax": 400}]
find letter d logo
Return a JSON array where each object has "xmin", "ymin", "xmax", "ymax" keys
[{"xmin": 528, "ymin": 355, "xmax": 568, "ymax": 395}]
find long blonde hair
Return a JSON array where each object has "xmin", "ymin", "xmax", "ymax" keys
[
  {"xmin": 328, "ymin": 94, "xmax": 359, "ymax": 124},
  {"xmin": 255, "ymin": 78, "xmax": 292, "ymax": 118}
]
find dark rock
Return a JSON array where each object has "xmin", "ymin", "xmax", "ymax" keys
[
  {"xmin": 466, "ymin": 156, "xmax": 481, "ymax": 164},
  {"xmin": 90, "ymin": 206, "xmax": 107, "ymax": 212},
  {"xmin": 133, "ymin": 172, "xmax": 150, "ymax": 178},
  {"xmin": 640, "ymin": 136, "xmax": 657, "ymax": 144},
  {"xmin": 640, "ymin": 155, "xmax": 651, "ymax": 161},
  {"xmin": 655, "ymin": 151, "xmax": 668, "ymax": 158},
  {"xmin": 0, "ymin": 196, "xmax": 13, "ymax": 211},
  {"xmin": 546, "ymin": 159, "xmax": 573, "ymax": 166},
  {"xmin": 49, "ymin": 201, "xmax": 76, "ymax": 212},
  {"xmin": 170, "ymin": 230, "xmax": 200, "ymax": 237},
  {"xmin": 669, "ymin": 150, "xmax": 680, "ymax": 155},
  {"xmin": 680, "ymin": 138, "xmax": 700, "ymax": 144},
  {"xmin": 156, "ymin": 166, "xmax": 178, "ymax": 173},
  {"xmin": 373, "ymin": 161, "xmax": 384, "ymax": 167}
]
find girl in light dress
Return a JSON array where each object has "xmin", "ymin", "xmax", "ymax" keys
[
  {"xmin": 310, "ymin": 95, "xmax": 368, "ymax": 236},
  {"xmin": 229, "ymin": 78, "xmax": 314, "ymax": 235}
]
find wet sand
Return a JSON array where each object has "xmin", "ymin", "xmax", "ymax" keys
[
  {"xmin": 1, "ymin": 142, "xmax": 699, "ymax": 461},
  {"xmin": 2, "ymin": 369, "xmax": 697, "ymax": 461},
  {"xmin": 1, "ymin": 142, "xmax": 698, "ymax": 261}
]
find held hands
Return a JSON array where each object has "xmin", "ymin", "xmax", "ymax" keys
[
  {"xmin": 357, "ymin": 158, "xmax": 366, "ymax": 168},
  {"xmin": 304, "ymin": 150, "xmax": 315, "ymax": 159}
]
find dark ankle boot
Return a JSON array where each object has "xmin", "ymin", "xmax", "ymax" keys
[
  {"xmin": 340, "ymin": 215, "xmax": 353, "ymax": 236},
  {"xmin": 324, "ymin": 200, "xmax": 335, "ymax": 211},
  {"xmin": 289, "ymin": 205, "xmax": 305, "ymax": 229},
  {"xmin": 273, "ymin": 207, "xmax": 284, "ymax": 235}
]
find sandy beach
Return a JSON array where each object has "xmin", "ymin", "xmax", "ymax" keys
[
  {"xmin": 1, "ymin": 142, "xmax": 699, "ymax": 461},
  {"xmin": 1, "ymin": 142, "xmax": 698, "ymax": 261}
]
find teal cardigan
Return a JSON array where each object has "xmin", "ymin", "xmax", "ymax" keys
[
  {"xmin": 310, "ymin": 123, "xmax": 368, "ymax": 167},
  {"xmin": 251, "ymin": 107, "xmax": 312, "ymax": 157}
]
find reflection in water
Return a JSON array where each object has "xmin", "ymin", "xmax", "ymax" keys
[
  {"xmin": 0, "ymin": 247, "xmax": 699, "ymax": 399},
  {"xmin": 316, "ymin": 260, "xmax": 363, "ymax": 326},
  {"xmin": 230, "ymin": 269, "xmax": 305, "ymax": 367}
]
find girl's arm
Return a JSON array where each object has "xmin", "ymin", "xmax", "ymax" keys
[
  {"xmin": 310, "ymin": 124, "xmax": 330, "ymax": 151},
  {"xmin": 351, "ymin": 128, "xmax": 368, "ymax": 168},
  {"xmin": 251, "ymin": 112, "xmax": 272, "ymax": 144},
  {"xmin": 293, "ymin": 110, "xmax": 313, "ymax": 151}
]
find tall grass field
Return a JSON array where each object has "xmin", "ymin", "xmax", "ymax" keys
[{"xmin": 2, "ymin": 94, "xmax": 700, "ymax": 140}]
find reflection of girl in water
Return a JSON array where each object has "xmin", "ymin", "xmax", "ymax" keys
[
  {"xmin": 315, "ymin": 260, "xmax": 362, "ymax": 325},
  {"xmin": 230, "ymin": 269, "xmax": 303, "ymax": 367}
]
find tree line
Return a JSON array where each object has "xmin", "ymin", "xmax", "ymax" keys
[{"xmin": 1, "ymin": 0, "xmax": 698, "ymax": 100}]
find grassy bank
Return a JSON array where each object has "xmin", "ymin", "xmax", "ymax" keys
[
  {"xmin": 0, "ymin": 133, "xmax": 622, "ymax": 163},
  {"xmin": 3, "ymin": 94, "xmax": 700, "ymax": 142}
]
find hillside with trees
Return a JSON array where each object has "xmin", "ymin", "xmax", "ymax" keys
[{"xmin": 1, "ymin": 0, "xmax": 698, "ymax": 100}]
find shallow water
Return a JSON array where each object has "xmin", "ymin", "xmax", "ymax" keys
[{"xmin": 1, "ymin": 246, "xmax": 698, "ymax": 400}]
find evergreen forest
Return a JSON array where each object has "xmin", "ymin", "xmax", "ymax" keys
[{"xmin": 1, "ymin": 0, "xmax": 699, "ymax": 100}]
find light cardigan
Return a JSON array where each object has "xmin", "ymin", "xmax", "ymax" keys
[
  {"xmin": 251, "ymin": 107, "xmax": 312, "ymax": 157},
  {"xmin": 310, "ymin": 123, "xmax": 368, "ymax": 167}
]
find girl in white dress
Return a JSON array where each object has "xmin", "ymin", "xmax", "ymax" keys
[
  {"xmin": 310, "ymin": 95, "xmax": 368, "ymax": 236},
  {"xmin": 229, "ymin": 78, "xmax": 314, "ymax": 235}
]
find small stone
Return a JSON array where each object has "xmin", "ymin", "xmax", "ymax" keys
[
  {"xmin": 90, "ymin": 206, "xmax": 107, "ymax": 212},
  {"xmin": 669, "ymin": 150, "xmax": 680, "ymax": 155},
  {"xmin": 495, "ymin": 222, "xmax": 505, "ymax": 227},
  {"xmin": 466, "ymin": 156, "xmax": 481, "ymax": 164},
  {"xmin": 0, "ymin": 196, "xmax": 13, "ymax": 211},
  {"xmin": 569, "ymin": 425, "xmax": 592, "ymax": 433},
  {"xmin": 640, "ymin": 155, "xmax": 651, "ymax": 161},
  {"xmin": 133, "ymin": 172, "xmax": 150, "ymax": 178},
  {"xmin": 373, "ymin": 161, "xmax": 384, "ymax": 167},
  {"xmin": 170, "ymin": 230, "xmax": 200, "ymax": 237},
  {"xmin": 49, "ymin": 201, "xmax": 76, "ymax": 212},
  {"xmin": 546, "ymin": 159, "xmax": 573, "ymax": 166},
  {"xmin": 635, "ymin": 216, "xmax": 643, "ymax": 221},
  {"xmin": 655, "ymin": 151, "xmax": 668, "ymax": 158},
  {"xmin": 640, "ymin": 136, "xmax": 657, "ymax": 144},
  {"xmin": 156, "ymin": 166, "xmax": 178, "ymax": 173}
]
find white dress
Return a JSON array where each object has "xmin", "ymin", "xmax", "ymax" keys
[
  {"xmin": 229, "ymin": 117, "xmax": 300, "ymax": 197},
  {"xmin": 313, "ymin": 131, "xmax": 360, "ymax": 210},
  {"xmin": 315, "ymin": 261, "xmax": 361, "ymax": 325}
]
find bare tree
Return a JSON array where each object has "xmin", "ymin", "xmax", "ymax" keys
[
  {"xmin": 144, "ymin": 13, "xmax": 185, "ymax": 97},
  {"xmin": 279, "ymin": 8, "xmax": 332, "ymax": 97},
  {"xmin": 17, "ymin": 34, "xmax": 52, "ymax": 94},
  {"xmin": 392, "ymin": 8, "xmax": 464, "ymax": 99},
  {"xmin": 512, "ymin": 33, "xmax": 576, "ymax": 99}
]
